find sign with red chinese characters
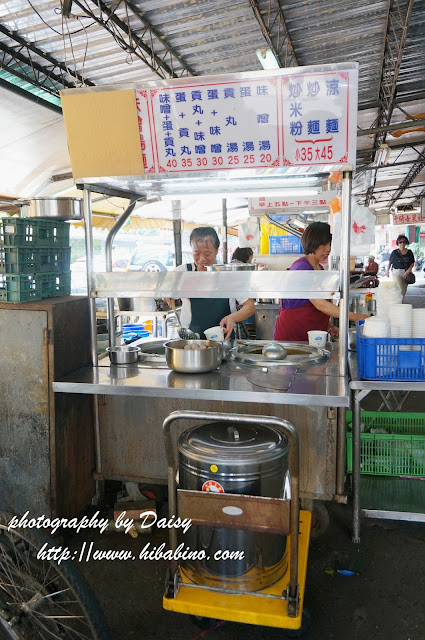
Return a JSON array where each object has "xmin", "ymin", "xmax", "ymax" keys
[
  {"xmin": 135, "ymin": 63, "xmax": 358, "ymax": 174},
  {"xmin": 393, "ymin": 212, "xmax": 423, "ymax": 225},
  {"xmin": 248, "ymin": 190, "xmax": 338, "ymax": 212}
]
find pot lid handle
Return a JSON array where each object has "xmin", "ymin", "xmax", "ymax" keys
[{"xmin": 227, "ymin": 426, "xmax": 240, "ymax": 441}]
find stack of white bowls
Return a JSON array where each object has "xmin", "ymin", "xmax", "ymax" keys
[
  {"xmin": 412, "ymin": 309, "xmax": 425, "ymax": 350},
  {"xmin": 376, "ymin": 281, "xmax": 402, "ymax": 320},
  {"xmin": 391, "ymin": 304, "xmax": 412, "ymax": 350},
  {"xmin": 363, "ymin": 316, "xmax": 390, "ymax": 338}
]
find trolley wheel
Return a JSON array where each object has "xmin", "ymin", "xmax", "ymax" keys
[
  {"xmin": 0, "ymin": 511, "xmax": 110, "ymax": 640},
  {"xmin": 310, "ymin": 501, "xmax": 330, "ymax": 538},
  {"xmin": 283, "ymin": 608, "xmax": 312, "ymax": 638},
  {"xmin": 190, "ymin": 615, "xmax": 218, "ymax": 630}
]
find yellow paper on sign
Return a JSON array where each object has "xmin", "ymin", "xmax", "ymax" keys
[{"xmin": 60, "ymin": 89, "xmax": 144, "ymax": 179}]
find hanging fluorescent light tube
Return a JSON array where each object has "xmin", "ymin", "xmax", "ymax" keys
[
  {"xmin": 256, "ymin": 48, "xmax": 280, "ymax": 70},
  {"xmin": 161, "ymin": 188, "xmax": 321, "ymax": 201}
]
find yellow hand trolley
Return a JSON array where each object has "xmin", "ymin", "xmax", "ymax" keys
[{"xmin": 162, "ymin": 410, "xmax": 312, "ymax": 635}]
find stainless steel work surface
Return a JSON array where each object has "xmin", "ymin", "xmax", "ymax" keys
[{"xmin": 53, "ymin": 343, "xmax": 350, "ymax": 406}]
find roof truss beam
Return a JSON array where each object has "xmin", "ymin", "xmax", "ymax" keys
[
  {"xmin": 365, "ymin": 0, "xmax": 415, "ymax": 205},
  {"xmin": 248, "ymin": 0, "xmax": 298, "ymax": 68},
  {"xmin": 72, "ymin": 0, "xmax": 194, "ymax": 79},
  {"xmin": 388, "ymin": 149, "xmax": 425, "ymax": 206},
  {"xmin": 0, "ymin": 22, "xmax": 95, "ymax": 101}
]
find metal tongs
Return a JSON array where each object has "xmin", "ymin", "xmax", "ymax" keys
[{"xmin": 169, "ymin": 299, "xmax": 200, "ymax": 340}]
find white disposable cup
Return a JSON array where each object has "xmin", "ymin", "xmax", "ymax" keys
[
  {"xmin": 204, "ymin": 325, "xmax": 225, "ymax": 341},
  {"xmin": 307, "ymin": 330, "xmax": 329, "ymax": 347}
]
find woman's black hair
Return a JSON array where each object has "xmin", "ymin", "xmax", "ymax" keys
[
  {"xmin": 232, "ymin": 247, "xmax": 253, "ymax": 263},
  {"xmin": 396, "ymin": 235, "xmax": 409, "ymax": 246},
  {"xmin": 301, "ymin": 222, "xmax": 332, "ymax": 255},
  {"xmin": 189, "ymin": 226, "xmax": 220, "ymax": 249}
]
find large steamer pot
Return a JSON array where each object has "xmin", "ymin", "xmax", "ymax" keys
[
  {"xmin": 165, "ymin": 340, "xmax": 221, "ymax": 373},
  {"xmin": 19, "ymin": 198, "xmax": 83, "ymax": 221},
  {"xmin": 178, "ymin": 421, "xmax": 289, "ymax": 592}
]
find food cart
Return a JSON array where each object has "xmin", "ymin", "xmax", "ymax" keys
[{"xmin": 53, "ymin": 62, "xmax": 359, "ymax": 631}]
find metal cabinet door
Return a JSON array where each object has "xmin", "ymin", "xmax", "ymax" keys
[{"xmin": 0, "ymin": 309, "xmax": 51, "ymax": 517}]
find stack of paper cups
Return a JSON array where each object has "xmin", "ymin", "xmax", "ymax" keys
[
  {"xmin": 363, "ymin": 316, "xmax": 390, "ymax": 338},
  {"xmin": 391, "ymin": 304, "xmax": 412, "ymax": 350},
  {"xmin": 412, "ymin": 309, "xmax": 425, "ymax": 351}
]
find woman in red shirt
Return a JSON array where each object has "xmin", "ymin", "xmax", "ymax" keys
[{"xmin": 274, "ymin": 222, "xmax": 368, "ymax": 342}]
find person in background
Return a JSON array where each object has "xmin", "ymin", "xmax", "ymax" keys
[
  {"xmin": 230, "ymin": 246, "xmax": 254, "ymax": 338},
  {"xmin": 274, "ymin": 222, "xmax": 369, "ymax": 342},
  {"xmin": 167, "ymin": 227, "xmax": 255, "ymax": 340},
  {"xmin": 364, "ymin": 256, "xmax": 379, "ymax": 276},
  {"xmin": 231, "ymin": 247, "xmax": 254, "ymax": 264},
  {"xmin": 386, "ymin": 235, "xmax": 415, "ymax": 298}
]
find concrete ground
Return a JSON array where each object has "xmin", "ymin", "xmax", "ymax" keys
[{"xmin": 65, "ymin": 281, "xmax": 425, "ymax": 640}]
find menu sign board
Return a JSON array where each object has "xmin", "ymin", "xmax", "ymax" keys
[{"xmin": 136, "ymin": 64, "xmax": 358, "ymax": 174}]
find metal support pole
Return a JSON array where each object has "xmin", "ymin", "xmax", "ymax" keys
[
  {"xmin": 82, "ymin": 188, "xmax": 98, "ymax": 367},
  {"xmin": 336, "ymin": 407, "xmax": 347, "ymax": 498},
  {"xmin": 105, "ymin": 199, "xmax": 138, "ymax": 347},
  {"xmin": 352, "ymin": 389, "xmax": 369, "ymax": 543},
  {"xmin": 222, "ymin": 198, "xmax": 228, "ymax": 264},
  {"xmin": 172, "ymin": 200, "xmax": 182, "ymax": 266},
  {"xmin": 82, "ymin": 187, "xmax": 103, "ymax": 485},
  {"xmin": 339, "ymin": 171, "xmax": 352, "ymax": 376}
]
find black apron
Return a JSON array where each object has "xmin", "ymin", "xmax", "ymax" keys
[{"xmin": 187, "ymin": 264, "xmax": 231, "ymax": 339}]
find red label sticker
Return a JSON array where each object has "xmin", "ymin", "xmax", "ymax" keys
[{"xmin": 202, "ymin": 480, "xmax": 224, "ymax": 493}]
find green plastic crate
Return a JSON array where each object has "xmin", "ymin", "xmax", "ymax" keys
[
  {"xmin": 1, "ymin": 218, "xmax": 70, "ymax": 247},
  {"xmin": 39, "ymin": 271, "xmax": 71, "ymax": 298},
  {"xmin": 0, "ymin": 247, "xmax": 71, "ymax": 274},
  {"xmin": 346, "ymin": 411, "xmax": 425, "ymax": 477},
  {"xmin": 51, "ymin": 271, "xmax": 71, "ymax": 297},
  {"xmin": 0, "ymin": 273, "xmax": 42, "ymax": 302}
]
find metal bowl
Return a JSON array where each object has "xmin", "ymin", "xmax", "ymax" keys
[
  {"xmin": 206, "ymin": 263, "xmax": 258, "ymax": 271},
  {"xmin": 164, "ymin": 339, "xmax": 222, "ymax": 373},
  {"xmin": 107, "ymin": 345, "xmax": 140, "ymax": 365}
]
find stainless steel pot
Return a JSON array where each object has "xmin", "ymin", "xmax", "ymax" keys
[
  {"xmin": 107, "ymin": 345, "xmax": 139, "ymax": 365},
  {"xmin": 257, "ymin": 298, "xmax": 280, "ymax": 304},
  {"xmin": 18, "ymin": 198, "xmax": 83, "ymax": 221},
  {"xmin": 348, "ymin": 328, "xmax": 357, "ymax": 351},
  {"xmin": 165, "ymin": 339, "xmax": 221, "ymax": 373},
  {"xmin": 206, "ymin": 263, "xmax": 258, "ymax": 271},
  {"xmin": 178, "ymin": 421, "xmax": 289, "ymax": 591},
  {"xmin": 117, "ymin": 297, "xmax": 156, "ymax": 312}
]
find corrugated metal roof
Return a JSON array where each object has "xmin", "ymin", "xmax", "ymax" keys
[{"xmin": 0, "ymin": 0, "xmax": 424, "ymax": 213}]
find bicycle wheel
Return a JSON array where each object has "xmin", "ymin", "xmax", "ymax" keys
[{"xmin": 0, "ymin": 512, "xmax": 110, "ymax": 640}]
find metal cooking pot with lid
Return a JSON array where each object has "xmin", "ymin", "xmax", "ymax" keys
[{"xmin": 178, "ymin": 421, "xmax": 289, "ymax": 591}]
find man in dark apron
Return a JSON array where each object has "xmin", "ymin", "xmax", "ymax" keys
[{"xmin": 171, "ymin": 227, "xmax": 255, "ymax": 340}]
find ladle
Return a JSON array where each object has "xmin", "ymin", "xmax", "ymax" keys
[
  {"xmin": 261, "ymin": 342, "xmax": 288, "ymax": 360},
  {"xmin": 169, "ymin": 299, "xmax": 199, "ymax": 340}
]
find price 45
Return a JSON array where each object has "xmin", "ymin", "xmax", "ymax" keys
[{"xmin": 295, "ymin": 146, "xmax": 333, "ymax": 162}]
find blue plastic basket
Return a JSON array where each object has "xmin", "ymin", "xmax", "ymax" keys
[
  {"xmin": 269, "ymin": 235, "xmax": 303, "ymax": 254},
  {"xmin": 356, "ymin": 321, "xmax": 425, "ymax": 381}
]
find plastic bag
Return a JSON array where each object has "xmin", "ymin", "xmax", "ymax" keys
[
  {"xmin": 332, "ymin": 198, "xmax": 375, "ymax": 256},
  {"xmin": 238, "ymin": 218, "xmax": 260, "ymax": 248}
]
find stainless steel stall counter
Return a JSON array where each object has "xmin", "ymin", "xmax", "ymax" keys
[{"xmin": 53, "ymin": 341, "xmax": 348, "ymax": 406}]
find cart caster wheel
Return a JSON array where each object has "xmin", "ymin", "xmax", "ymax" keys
[
  {"xmin": 283, "ymin": 608, "xmax": 312, "ymax": 638},
  {"xmin": 310, "ymin": 501, "xmax": 330, "ymax": 538},
  {"xmin": 190, "ymin": 615, "xmax": 218, "ymax": 630}
]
